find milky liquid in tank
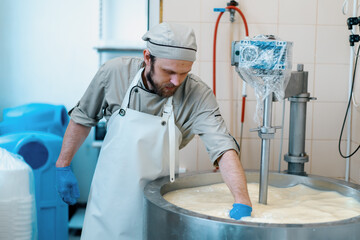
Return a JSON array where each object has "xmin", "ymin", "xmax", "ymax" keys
[{"xmin": 163, "ymin": 183, "xmax": 360, "ymax": 224}]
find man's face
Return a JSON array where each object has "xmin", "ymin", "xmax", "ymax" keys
[{"xmin": 145, "ymin": 55, "xmax": 193, "ymax": 97}]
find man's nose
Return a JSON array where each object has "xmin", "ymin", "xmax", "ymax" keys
[{"xmin": 170, "ymin": 75, "xmax": 181, "ymax": 86}]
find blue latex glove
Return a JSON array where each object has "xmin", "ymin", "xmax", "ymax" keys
[
  {"xmin": 229, "ymin": 203, "xmax": 252, "ymax": 220},
  {"xmin": 56, "ymin": 166, "xmax": 80, "ymax": 205}
]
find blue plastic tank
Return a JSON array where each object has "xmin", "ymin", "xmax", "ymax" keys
[
  {"xmin": 0, "ymin": 132, "xmax": 68, "ymax": 240},
  {"xmin": 0, "ymin": 103, "xmax": 69, "ymax": 137}
]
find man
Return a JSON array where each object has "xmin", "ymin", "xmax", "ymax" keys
[{"xmin": 56, "ymin": 22, "xmax": 252, "ymax": 240}]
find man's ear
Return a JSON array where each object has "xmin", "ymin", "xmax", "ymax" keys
[{"xmin": 143, "ymin": 49, "xmax": 151, "ymax": 66}]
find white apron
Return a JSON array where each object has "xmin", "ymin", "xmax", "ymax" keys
[{"xmin": 81, "ymin": 68, "xmax": 181, "ymax": 240}]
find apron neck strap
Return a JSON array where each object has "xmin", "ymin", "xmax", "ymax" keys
[
  {"xmin": 121, "ymin": 68, "xmax": 145, "ymax": 110},
  {"xmin": 162, "ymin": 97, "xmax": 173, "ymax": 118}
]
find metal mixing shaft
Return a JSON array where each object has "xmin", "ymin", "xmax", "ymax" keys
[
  {"xmin": 251, "ymin": 93, "xmax": 276, "ymax": 204},
  {"xmin": 259, "ymin": 94, "xmax": 275, "ymax": 204}
]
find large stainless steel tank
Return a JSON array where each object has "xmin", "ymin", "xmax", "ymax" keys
[{"xmin": 144, "ymin": 171, "xmax": 360, "ymax": 240}]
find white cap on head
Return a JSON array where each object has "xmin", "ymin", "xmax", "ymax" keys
[{"xmin": 142, "ymin": 22, "xmax": 197, "ymax": 62}]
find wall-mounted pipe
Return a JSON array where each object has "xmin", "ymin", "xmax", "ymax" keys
[
  {"xmin": 213, "ymin": 5, "xmax": 249, "ymax": 168},
  {"xmin": 213, "ymin": 6, "xmax": 249, "ymax": 96},
  {"xmin": 344, "ymin": 0, "xmax": 358, "ymax": 181}
]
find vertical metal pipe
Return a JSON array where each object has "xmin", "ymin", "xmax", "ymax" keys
[
  {"xmin": 259, "ymin": 94, "xmax": 273, "ymax": 204},
  {"xmin": 288, "ymin": 100, "xmax": 307, "ymax": 155},
  {"xmin": 286, "ymin": 93, "xmax": 309, "ymax": 175},
  {"xmin": 98, "ymin": 0, "xmax": 103, "ymax": 67},
  {"xmin": 345, "ymin": 0, "xmax": 358, "ymax": 181}
]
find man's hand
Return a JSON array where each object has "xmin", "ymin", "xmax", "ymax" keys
[
  {"xmin": 229, "ymin": 203, "xmax": 252, "ymax": 220},
  {"xmin": 56, "ymin": 166, "xmax": 80, "ymax": 205}
]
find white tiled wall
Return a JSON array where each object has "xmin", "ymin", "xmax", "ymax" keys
[
  {"xmin": 278, "ymin": 0, "xmax": 317, "ymax": 25},
  {"xmin": 163, "ymin": 0, "xmax": 360, "ymax": 182},
  {"xmin": 314, "ymin": 64, "xmax": 350, "ymax": 102}
]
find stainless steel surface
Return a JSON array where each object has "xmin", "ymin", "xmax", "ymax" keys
[
  {"xmin": 259, "ymin": 94, "xmax": 273, "ymax": 204},
  {"xmin": 297, "ymin": 63, "xmax": 304, "ymax": 72},
  {"xmin": 284, "ymin": 69, "xmax": 308, "ymax": 98},
  {"xmin": 288, "ymin": 95, "xmax": 307, "ymax": 155},
  {"xmin": 284, "ymin": 65, "xmax": 315, "ymax": 176},
  {"xmin": 284, "ymin": 93, "xmax": 310, "ymax": 175},
  {"xmin": 144, "ymin": 171, "xmax": 360, "ymax": 240}
]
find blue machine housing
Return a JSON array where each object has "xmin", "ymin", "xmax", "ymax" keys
[
  {"xmin": 0, "ymin": 103, "xmax": 70, "ymax": 240},
  {"xmin": 0, "ymin": 103, "xmax": 69, "ymax": 137},
  {"xmin": 231, "ymin": 35, "xmax": 293, "ymax": 102},
  {"xmin": 231, "ymin": 35, "xmax": 293, "ymax": 80},
  {"xmin": 238, "ymin": 39, "xmax": 288, "ymax": 70},
  {"xmin": 0, "ymin": 131, "xmax": 68, "ymax": 240}
]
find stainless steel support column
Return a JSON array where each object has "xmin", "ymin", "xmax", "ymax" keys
[
  {"xmin": 259, "ymin": 94, "xmax": 273, "ymax": 204},
  {"xmin": 283, "ymin": 64, "xmax": 315, "ymax": 176},
  {"xmin": 284, "ymin": 93, "xmax": 310, "ymax": 175}
]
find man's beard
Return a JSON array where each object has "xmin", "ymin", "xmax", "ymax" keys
[{"xmin": 146, "ymin": 63, "xmax": 179, "ymax": 98}]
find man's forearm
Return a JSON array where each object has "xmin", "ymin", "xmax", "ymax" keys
[
  {"xmin": 56, "ymin": 119, "xmax": 91, "ymax": 167},
  {"xmin": 218, "ymin": 150, "xmax": 252, "ymax": 207}
]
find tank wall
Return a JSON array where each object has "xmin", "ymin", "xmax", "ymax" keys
[{"xmin": 144, "ymin": 172, "xmax": 360, "ymax": 240}]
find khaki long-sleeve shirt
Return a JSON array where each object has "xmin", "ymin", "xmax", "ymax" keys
[{"xmin": 69, "ymin": 57, "xmax": 239, "ymax": 164}]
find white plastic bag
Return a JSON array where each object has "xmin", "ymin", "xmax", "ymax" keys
[{"xmin": 235, "ymin": 35, "xmax": 293, "ymax": 124}]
